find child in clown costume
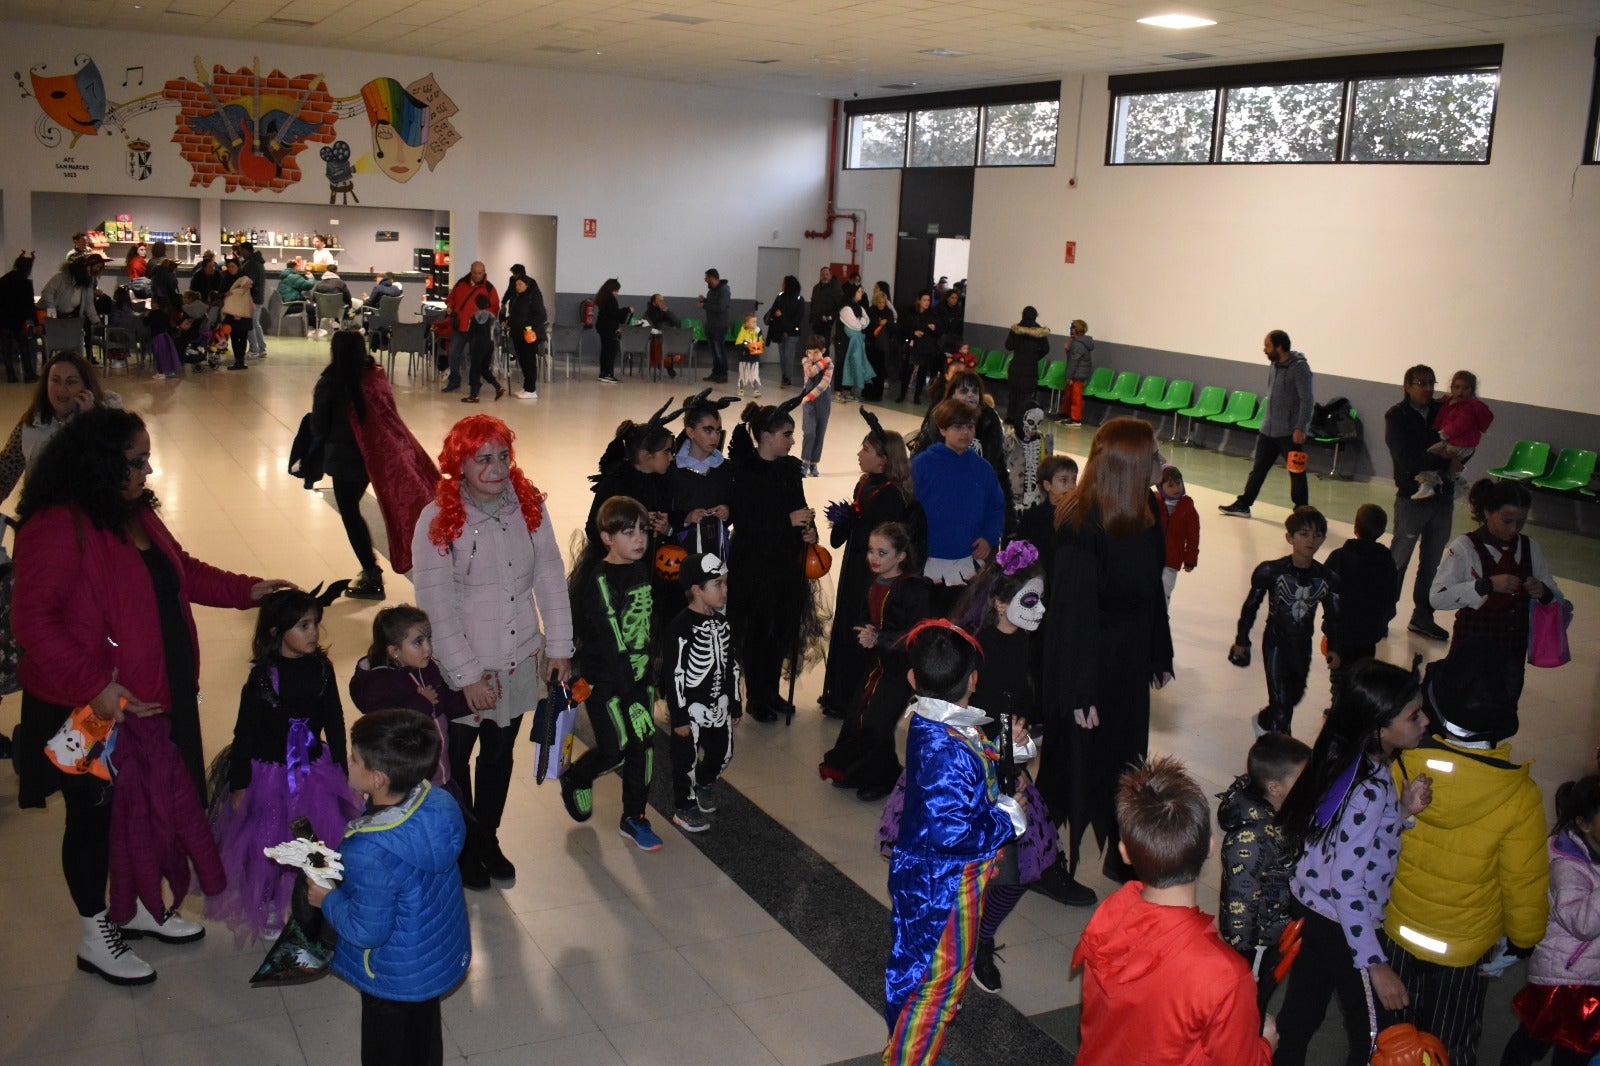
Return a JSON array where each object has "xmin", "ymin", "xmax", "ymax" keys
[{"xmin": 882, "ymin": 621, "xmax": 1023, "ymax": 1065}]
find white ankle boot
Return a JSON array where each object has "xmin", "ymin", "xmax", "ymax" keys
[
  {"xmin": 121, "ymin": 900, "xmax": 206, "ymax": 944},
  {"xmin": 78, "ymin": 910, "xmax": 156, "ymax": 985}
]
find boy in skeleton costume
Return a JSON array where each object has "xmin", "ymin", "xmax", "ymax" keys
[
  {"xmin": 663, "ymin": 553, "xmax": 742, "ymax": 833},
  {"xmin": 1005, "ymin": 407, "xmax": 1049, "ymax": 517}
]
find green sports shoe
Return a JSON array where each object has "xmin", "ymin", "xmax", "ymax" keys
[{"xmin": 560, "ymin": 776, "xmax": 592, "ymax": 823}]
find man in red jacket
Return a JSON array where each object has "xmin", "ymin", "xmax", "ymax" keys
[
  {"xmin": 443, "ymin": 260, "xmax": 497, "ymax": 393},
  {"xmin": 1073, "ymin": 756, "xmax": 1276, "ymax": 1065}
]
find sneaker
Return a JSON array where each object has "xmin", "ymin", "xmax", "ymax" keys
[
  {"xmin": 1218, "ymin": 502, "xmax": 1251, "ymax": 517},
  {"xmin": 598, "ymin": 375, "xmax": 620, "ymax": 384},
  {"xmin": 1408, "ymin": 617, "xmax": 1449, "ymax": 641},
  {"xmin": 120, "ymin": 901, "xmax": 205, "ymax": 944},
  {"xmin": 672, "ymin": 807, "xmax": 710, "ymax": 833},
  {"xmin": 227, "ymin": 363, "xmax": 248, "ymax": 370},
  {"xmin": 737, "ymin": 387, "xmax": 745, "ymax": 399},
  {"xmin": 78, "ymin": 911, "xmax": 156, "ymax": 985},
  {"xmin": 560, "ymin": 775, "xmax": 593, "ymax": 823},
  {"xmin": 694, "ymin": 784, "xmax": 719, "ymax": 813},
  {"xmin": 753, "ymin": 388, "xmax": 761, "ymax": 399},
  {"xmin": 461, "ymin": 395, "xmax": 480, "ymax": 403},
  {"xmin": 619, "ymin": 816, "xmax": 664, "ymax": 851},
  {"xmin": 515, "ymin": 389, "xmax": 538, "ymax": 399},
  {"xmin": 1030, "ymin": 858, "xmax": 1098, "ymax": 907},
  {"xmin": 494, "ymin": 385, "xmax": 507, "ymax": 401},
  {"xmin": 345, "ymin": 569, "xmax": 385, "ymax": 601},
  {"xmin": 1251, "ymin": 710, "xmax": 1271, "ymax": 738},
  {"xmin": 971, "ymin": 939, "xmax": 1002, "ymax": 993}
]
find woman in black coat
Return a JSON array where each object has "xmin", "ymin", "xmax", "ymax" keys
[
  {"xmin": 504, "ymin": 275, "xmax": 548, "ymax": 398},
  {"xmin": 1037, "ymin": 418, "xmax": 1173, "ymax": 889},
  {"xmin": 818, "ymin": 413, "xmax": 911, "ymax": 717},
  {"xmin": 593, "ymin": 278, "xmax": 630, "ymax": 383},
  {"xmin": 764, "ymin": 275, "xmax": 804, "ymax": 387},
  {"xmin": 310, "ymin": 330, "xmax": 386, "ymax": 599},
  {"xmin": 1002, "ymin": 305, "xmax": 1051, "ymax": 431}
]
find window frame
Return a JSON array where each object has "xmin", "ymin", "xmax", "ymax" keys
[
  {"xmin": 1585, "ymin": 37, "xmax": 1600, "ymax": 165},
  {"xmin": 842, "ymin": 81, "xmax": 1061, "ymax": 171},
  {"xmin": 1105, "ymin": 45, "xmax": 1503, "ymax": 167}
]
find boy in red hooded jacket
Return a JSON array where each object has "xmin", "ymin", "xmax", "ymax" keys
[{"xmin": 1073, "ymin": 755, "xmax": 1275, "ymax": 1065}]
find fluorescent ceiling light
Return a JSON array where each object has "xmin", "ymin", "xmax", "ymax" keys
[
  {"xmin": 650, "ymin": 13, "xmax": 709, "ymax": 25},
  {"xmin": 920, "ymin": 48, "xmax": 974, "ymax": 58},
  {"xmin": 1137, "ymin": 14, "xmax": 1217, "ymax": 29}
]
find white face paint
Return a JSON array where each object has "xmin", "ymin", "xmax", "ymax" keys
[
  {"xmin": 1022, "ymin": 408, "xmax": 1045, "ymax": 440},
  {"xmin": 1005, "ymin": 577, "xmax": 1046, "ymax": 631}
]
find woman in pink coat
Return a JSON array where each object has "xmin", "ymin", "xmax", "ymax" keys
[{"xmin": 13, "ymin": 407, "xmax": 291, "ymax": 985}]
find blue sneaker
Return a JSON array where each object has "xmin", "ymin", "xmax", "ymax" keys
[
  {"xmin": 619, "ymin": 816, "xmax": 663, "ymax": 852},
  {"xmin": 694, "ymin": 784, "xmax": 718, "ymax": 814}
]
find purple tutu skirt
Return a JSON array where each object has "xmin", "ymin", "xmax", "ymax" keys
[
  {"xmin": 208, "ymin": 753, "xmax": 360, "ymax": 943},
  {"xmin": 875, "ymin": 772, "xmax": 1059, "ymax": 884}
]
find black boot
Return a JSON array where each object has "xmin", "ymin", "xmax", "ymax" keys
[
  {"xmin": 458, "ymin": 847, "xmax": 490, "ymax": 890},
  {"xmin": 1030, "ymin": 856, "xmax": 1097, "ymax": 907},
  {"xmin": 482, "ymin": 839, "xmax": 516, "ymax": 881},
  {"xmin": 345, "ymin": 569, "xmax": 385, "ymax": 600}
]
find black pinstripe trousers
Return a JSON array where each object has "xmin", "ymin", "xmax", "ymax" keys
[{"xmin": 1381, "ymin": 928, "xmax": 1492, "ymax": 1066}]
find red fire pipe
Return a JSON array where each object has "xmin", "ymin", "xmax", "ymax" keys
[{"xmin": 805, "ymin": 100, "xmax": 844, "ymax": 241}]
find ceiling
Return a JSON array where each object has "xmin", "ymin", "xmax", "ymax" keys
[{"xmin": 7, "ymin": 0, "xmax": 1599, "ymax": 97}]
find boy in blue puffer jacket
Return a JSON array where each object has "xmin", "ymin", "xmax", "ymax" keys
[{"xmin": 309, "ymin": 708, "xmax": 470, "ymax": 1066}]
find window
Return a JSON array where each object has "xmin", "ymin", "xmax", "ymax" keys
[
  {"xmin": 1221, "ymin": 82, "xmax": 1343, "ymax": 162},
  {"xmin": 1110, "ymin": 89, "xmax": 1216, "ymax": 164},
  {"xmin": 911, "ymin": 107, "xmax": 978, "ymax": 167},
  {"xmin": 1107, "ymin": 46, "xmax": 1502, "ymax": 166},
  {"xmin": 848, "ymin": 113, "xmax": 908, "ymax": 169},
  {"xmin": 841, "ymin": 82, "xmax": 1061, "ymax": 169},
  {"xmin": 1347, "ymin": 72, "xmax": 1498, "ymax": 162},
  {"xmin": 981, "ymin": 101, "xmax": 1060, "ymax": 166},
  {"xmin": 1582, "ymin": 37, "xmax": 1599, "ymax": 164}
]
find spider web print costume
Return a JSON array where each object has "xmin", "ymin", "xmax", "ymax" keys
[
  {"xmin": 1234, "ymin": 557, "xmax": 1338, "ymax": 734},
  {"xmin": 663, "ymin": 606, "xmax": 742, "ymax": 811},
  {"xmin": 567, "ymin": 560, "xmax": 657, "ymax": 821}
]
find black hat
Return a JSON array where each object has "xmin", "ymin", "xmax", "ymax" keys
[
  {"xmin": 1423, "ymin": 651, "xmax": 1518, "ymax": 743},
  {"xmin": 681, "ymin": 551, "xmax": 727, "ymax": 589}
]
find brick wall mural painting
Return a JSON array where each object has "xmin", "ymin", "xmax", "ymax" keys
[{"xmin": 13, "ymin": 50, "xmax": 462, "ymax": 195}]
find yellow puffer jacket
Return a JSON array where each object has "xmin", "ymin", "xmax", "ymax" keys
[{"xmin": 1384, "ymin": 736, "xmax": 1548, "ymax": 967}]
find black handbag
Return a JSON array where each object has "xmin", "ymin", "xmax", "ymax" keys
[{"xmin": 287, "ymin": 413, "xmax": 325, "ymax": 488}]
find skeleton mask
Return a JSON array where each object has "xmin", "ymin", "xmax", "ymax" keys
[
  {"xmin": 1021, "ymin": 408, "xmax": 1045, "ymax": 441},
  {"xmin": 1005, "ymin": 577, "xmax": 1046, "ymax": 631}
]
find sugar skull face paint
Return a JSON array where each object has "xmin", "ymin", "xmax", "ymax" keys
[{"xmin": 1005, "ymin": 577, "xmax": 1046, "ymax": 631}]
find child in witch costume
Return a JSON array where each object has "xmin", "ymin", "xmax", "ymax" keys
[
  {"xmin": 210, "ymin": 587, "xmax": 362, "ymax": 943},
  {"xmin": 821, "ymin": 522, "xmax": 933, "ymax": 799},
  {"xmin": 667, "ymin": 389, "xmax": 741, "ymax": 560},
  {"xmin": 727, "ymin": 397, "xmax": 822, "ymax": 724},
  {"xmin": 585, "ymin": 400, "xmax": 684, "ymax": 553},
  {"xmin": 663, "ymin": 551, "xmax": 741, "ymax": 834},
  {"xmin": 882, "ymin": 620, "xmax": 1024, "ymax": 1066},
  {"xmin": 819, "ymin": 406, "xmax": 913, "ymax": 720},
  {"xmin": 562, "ymin": 495, "xmax": 663, "ymax": 850}
]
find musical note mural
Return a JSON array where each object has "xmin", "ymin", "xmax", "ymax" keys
[{"xmin": 12, "ymin": 49, "xmax": 463, "ymax": 194}]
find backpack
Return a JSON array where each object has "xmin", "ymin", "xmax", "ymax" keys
[{"xmin": 1309, "ymin": 397, "xmax": 1359, "ymax": 440}]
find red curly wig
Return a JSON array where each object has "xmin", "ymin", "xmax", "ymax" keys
[{"xmin": 427, "ymin": 415, "xmax": 547, "ymax": 547}]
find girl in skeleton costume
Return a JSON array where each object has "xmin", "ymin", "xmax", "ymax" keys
[
  {"xmin": 727, "ymin": 398, "xmax": 821, "ymax": 725},
  {"xmin": 820, "ymin": 522, "xmax": 933, "ymax": 799},
  {"xmin": 667, "ymin": 390, "xmax": 740, "ymax": 560},
  {"xmin": 563, "ymin": 496, "xmax": 663, "ymax": 851},
  {"xmin": 819, "ymin": 407, "xmax": 913, "ymax": 720},
  {"xmin": 1005, "ymin": 405, "xmax": 1050, "ymax": 526},
  {"xmin": 662, "ymin": 552, "xmax": 741, "ymax": 834}
]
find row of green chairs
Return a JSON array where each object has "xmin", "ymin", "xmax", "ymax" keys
[
  {"xmin": 974, "ymin": 348, "xmax": 1013, "ymax": 382},
  {"xmin": 1488, "ymin": 441, "xmax": 1597, "ymax": 496}
]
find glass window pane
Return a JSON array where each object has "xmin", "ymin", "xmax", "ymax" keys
[
  {"xmin": 1110, "ymin": 89, "xmax": 1216, "ymax": 164},
  {"xmin": 1347, "ymin": 72, "xmax": 1498, "ymax": 162},
  {"xmin": 910, "ymin": 107, "xmax": 978, "ymax": 167},
  {"xmin": 1221, "ymin": 82, "xmax": 1343, "ymax": 162},
  {"xmin": 981, "ymin": 100, "xmax": 1060, "ymax": 165},
  {"xmin": 847, "ymin": 113, "xmax": 907, "ymax": 169}
]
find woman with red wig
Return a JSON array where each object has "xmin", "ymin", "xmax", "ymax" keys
[{"xmin": 410, "ymin": 415, "xmax": 573, "ymax": 889}]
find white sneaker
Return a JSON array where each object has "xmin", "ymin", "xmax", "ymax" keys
[
  {"xmin": 515, "ymin": 389, "xmax": 538, "ymax": 399},
  {"xmin": 121, "ymin": 900, "xmax": 206, "ymax": 944},
  {"xmin": 78, "ymin": 911, "xmax": 156, "ymax": 985}
]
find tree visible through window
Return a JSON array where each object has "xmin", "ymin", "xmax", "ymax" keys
[
  {"xmin": 1348, "ymin": 72, "xmax": 1499, "ymax": 161},
  {"xmin": 911, "ymin": 107, "xmax": 979, "ymax": 167},
  {"xmin": 1110, "ymin": 89, "xmax": 1216, "ymax": 164},
  {"xmin": 1221, "ymin": 82, "xmax": 1343, "ymax": 162},
  {"xmin": 849, "ymin": 113, "xmax": 908, "ymax": 169},
  {"xmin": 982, "ymin": 101, "xmax": 1060, "ymax": 166}
]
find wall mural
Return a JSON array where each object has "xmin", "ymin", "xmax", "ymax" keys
[{"xmin": 14, "ymin": 51, "xmax": 461, "ymax": 195}]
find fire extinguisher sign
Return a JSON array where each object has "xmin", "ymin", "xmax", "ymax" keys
[{"xmin": 583, "ymin": 218, "xmax": 598, "ymax": 238}]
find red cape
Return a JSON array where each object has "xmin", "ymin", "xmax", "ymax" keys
[{"xmin": 350, "ymin": 367, "xmax": 439, "ymax": 575}]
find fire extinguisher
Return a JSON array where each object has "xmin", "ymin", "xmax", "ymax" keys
[{"xmin": 580, "ymin": 299, "xmax": 596, "ymax": 329}]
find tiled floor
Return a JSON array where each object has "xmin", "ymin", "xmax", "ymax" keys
[{"xmin": 0, "ymin": 341, "xmax": 1594, "ymax": 1065}]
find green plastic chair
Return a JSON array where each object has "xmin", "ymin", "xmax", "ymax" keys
[
  {"xmin": 1081, "ymin": 366, "xmax": 1115, "ymax": 399},
  {"xmin": 1125, "ymin": 375, "xmax": 1167, "ymax": 408},
  {"xmin": 1531, "ymin": 448, "xmax": 1596, "ymax": 492},
  {"xmin": 1145, "ymin": 379, "xmax": 1194, "ymax": 414},
  {"xmin": 1486, "ymin": 440, "xmax": 1550, "ymax": 481},
  {"xmin": 1106, "ymin": 371, "xmax": 1141, "ymax": 405},
  {"xmin": 1208, "ymin": 390, "xmax": 1260, "ymax": 427},
  {"xmin": 994, "ymin": 352, "xmax": 1014, "ymax": 380},
  {"xmin": 973, "ymin": 349, "xmax": 1000, "ymax": 378},
  {"xmin": 1238, "ymin": 398, "xmax": 1267, "ymax": 432},
  {"xmin": 1037, "ymin": 359, "xmax": 1068, "ymax": 412},
  {"xmin": 1175, "ymin": 385, "xmax": 1227, "ymax": 445}
]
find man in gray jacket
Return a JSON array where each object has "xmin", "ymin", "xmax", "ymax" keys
[
  {"xmin": 699, "ymin": 267, "xmax": 731, "ymax": 383},
  {"xmin": 1219, "ymin": 330, "xmax": 1313, "ymax": 517}
]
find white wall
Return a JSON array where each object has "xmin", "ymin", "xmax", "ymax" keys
[
  {"xmin": 841, "ymin": 32, "xmax": 1600, "ymax": 412},
  {"xmin": 1, "ymin": 25, "xmax": 834, "ymax": 301}
]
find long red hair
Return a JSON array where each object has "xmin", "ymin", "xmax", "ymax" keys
[
  {"xmin": 1057, "ymin": 417, "xmax": 1157, "ymax": 537},
  {"xmin": 427, "ymin": 415, "xmax": 547, "ymax": 547}
]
